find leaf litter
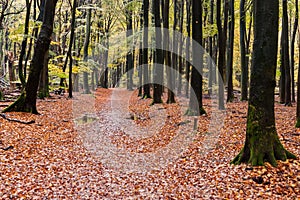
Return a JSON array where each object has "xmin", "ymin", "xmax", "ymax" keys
[{"xmin": 0, "ymin": 88, "xmax": 298, "ymax": 199}]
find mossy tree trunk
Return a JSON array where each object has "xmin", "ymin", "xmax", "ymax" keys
[
  {"xmin": 231, "ymin": 0, "xmax": 296, "ymax": 167},
  {"xmin": 3, "ymin": 0, "xmax": 58, "ymax": 114}
]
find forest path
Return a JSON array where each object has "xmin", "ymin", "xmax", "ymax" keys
[{"xmin": 0, "ymin": 88, "xmax": 298, "ymax": 198}]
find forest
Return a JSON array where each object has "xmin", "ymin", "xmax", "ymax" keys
[{"xmin": 0, "ymin": 0, "xmax": 299, "ymax": 198}]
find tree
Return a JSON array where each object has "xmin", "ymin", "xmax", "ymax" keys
[
  {"xmin": 290, "ymin": 0, "xmax": 298, "ymax": 103},
  {"xmin": 282, "ymin": 0, "xmax": 291, "ymax": 106},
  {"xmin": 68, "ymin": 0, "xmax": 77, "ymax": 98},
  {"xmin": 3, "ymin": 0, "xmax": 58, "ymax": 114},
  {"xmin": 240, "ymin": 0, "xmax": 248, "ymax": 101},
  {"xmin": 18, "ymin": 0, "xmax": 32, "ymax": 88},
  {"xmin": 187, "ymin": 0, "xmax": 205, "ymax": 115},
  {"xmin": 216, "ymin": 0, "xmax": 227, "ymax": 110},
  {"xmin": 164, "ymin": 0, "xmax": 175, "ymax": 103},
  {"xmin": 226, "ymin": 0, "xmax": 234, "ymax": 102},
  {"xmin": 231, "ymin": 0, "xmax": 296, "ymax": 166},
  {"xmin": 83, "ymin": 6, "xmax": 92, "ymax": 94},
  {"xmin": 142, "ymin": 0, "xmax": 151, "ymax": 98},
  {"xmin": 152, "ymin": 0, "xmax": 163, "ymax": 104},
  {"xmin": 185, "ymin": 0, "xmax": 191, "ymax": 98},
  {"xmin": 126, "ymin": 0, "xmax": 134, "ymax": 91}
]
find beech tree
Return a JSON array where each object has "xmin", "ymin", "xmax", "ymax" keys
[
  {"xmin": 3, "ymin": 0, "xmax": 58, "ymax": 114},
  {"xmin": 231, "ymin": 0, "xmax": 296, "ymax": 166},
  {"xmin": 187, "ymin": 0, "xmax": 205, "ymax": 115}
]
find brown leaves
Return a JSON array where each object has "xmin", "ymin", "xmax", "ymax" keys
[{"xmin": 0, "ymin": 90, "xmax": 299, "ymax": 198}]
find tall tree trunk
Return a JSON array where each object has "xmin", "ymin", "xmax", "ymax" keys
[
  {"xmin": 126, "ymin": 0, "xmax": 134, "ymax": 91},
  {"xmin": 68, "ymin": 0, "xmax": 77, "ymax": 98},
  {"xmin": 296, "ymin": 28, "xmax": 300, "ymax": 127},
  {"xmin": 185, "ymin": 0, "xmax": 191, "ymax": 98},
  {"xmin": 138, "ymin": 8, "xmax": 143, "ymax": 96},
  {"xmin": 290, "ymin": 0, "xmax": 298, "ymax": 103},
  {"xmin": 3, "ymin": 0, "xmax": 58, "ymax": 114},
  {"xmin": 164, "ymin": 0, "xmax": 175, "ymax": 103},
  {"xmin": 18, "ymin": 0, "xmax": 32, "ymax": 88},
  {"xmin": 143, "ymin": 0, "xmax": 151, "ymax": 98},
  {"xmin": 208, "ymin": 0, "xmax": 215, "ymax": 96},
  {"xmin": 187, "ymin": 0, "xmax": 205, "ymax": 115},
  {"xmin": 226, "ymin": 0, "xmax": 234, "ymax": 102},
  {"xmin": 177, "ymin": 0, "xmax": 184, "ymax": 95},
  {"xmin": 232, "ymin": 0, "xmax": 296, "ymax": 167},
  {"xmin": 282, "ymin": 0, "xmax": 291, "ymax": 106},
  {"xmin": 216, "ymin": 0, "xmax": 225, "ymax": 110},
  {"xmin": 172, "ymin": 0, "xmax": 178, "ymax": 88},
  {"xmin": 240, "ymin": 0, "xmax": 248, "ymax": 101},
  {"xmin": 152, "ymin": 0, "xmax": 163, "ymax": 104},
  {"xmin": 83, "ymin": 8, "xmax": 91, "ymax": 94}
]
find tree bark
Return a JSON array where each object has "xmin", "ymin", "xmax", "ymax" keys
[
  {"xmin": 282, "ymin": 0, "xmax": 291, "ymax": 106},
  {"xmin": 83, "ymin": 8, "xmax": 91, "ymax": 94},
  {"xmin": 164, "ymin": 0, "xmax": 175, "ymax": 103},
  {"xmin": 240, "ymin": 0, "xmax": 248, "ymax": 101},
  {"xmin": 232, "ymin": 0, "xmax": 296, "ymax": 166},
  {"xmin": 216, "ymin": 0, "xmax": 226, "ymax": 110},
  {"xmin": 152, "ymin": 0, "xmax": 163, "ymax": 104},
  {"xmin": 143, "ymin": 0, "xmax": 151, "ymax": 98},
  {"xmin": 187, "ymin": 0, "xmax": 205, "ymax": 115},
  {"xmin": 18, "ymin": 0, "xmax": 32, "ymax": 88},
  {"xmin": 126, "ymin": 0, "xmax": 134, "ymax": 91},
  {"xmin": 290, "ymin": 0, "xmax": 298, "ymax": 103},
  {"xmin": 226, "ymin": 0, "xmax": 234, "ymax": 102},
  {"xmin": 185, "ymin": 0, "xmax": 191, "ymax": 98}
]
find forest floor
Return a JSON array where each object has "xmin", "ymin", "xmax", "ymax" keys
[{"xmin": 0, "ymin": 88, "xmax": 299, "ymax": 199}]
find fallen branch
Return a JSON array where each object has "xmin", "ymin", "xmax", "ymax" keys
[{"xmin": 0, "ymin": 113, "xmax": 35, "ymax": 124}]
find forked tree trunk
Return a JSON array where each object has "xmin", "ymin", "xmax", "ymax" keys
[
  {"xmin": 232, "ymin": 0, "xmax": 296, "ymax": 167},
  {"xmin": 3, "ymin": 0, "xmax": 58, "ymax": 114}
]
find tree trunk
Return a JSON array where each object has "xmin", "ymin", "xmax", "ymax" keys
[
  {"xmin": 18, "ymin": 0, "xmax": 32, "ymax": 88},
  {"xmin": 83, "ymin": 8, "xmax": 91, "ymax": 94},
  {"xmin": 164, "ymin": 0, "xmax": 175, "ymax": 103},
  {"xmin": 208, "ymin": 0, "xmax": 215, "ymax": 96},
  {"xmin": 216, "ymin": 0, "xmax": 225, "ymax": 110},
  {"xmin": 68, "ymin": 0, "xmax": 77, "ymax": 98},
  {"xmin": 185, "ymin": 0, "xmax": 191, "ymax": 98},
  {"xmin": 240, "ymin": 0, "xmax": 248, "ymax": 101},
  {"xmin": 232, "ymin": 0, "xmax": 296, "ymax": 167},
  {"xmin": 226, "ymin": 0, "xmax": 234, "ymax": 102},
  {"xmin": 143, "ymin": 0, "xmax": 151, "ymax": 98},
  {"xmin": 282, "ymin": 0, "xmax": 291, "ymax": 106},
  {"xmin": 152, "ymin": 0, "xmax": 163, "ymax": 104},
  {"xmin": 126, "ymin": 0, "xmax": 134, "ymax": 91},
  {"xmin": 187, "ymin": 0, "xmax": 205, "ymax": 115},
  {"xmin": 290, "ymin": 0, "xmax": 298, "ymax": 103},
  {"xmin": 3, "ymin": 0, "xmax": 58, "ymax": 114},
  {"xmin": 177, "ymin": 0, "xmax": 184, "ymax": 96}
]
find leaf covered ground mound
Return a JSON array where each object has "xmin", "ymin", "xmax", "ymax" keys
[{"xmin": 0, "ymin": 88, "xmax": 299, "ymax": 199}]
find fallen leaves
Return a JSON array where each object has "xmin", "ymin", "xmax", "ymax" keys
[{"xmin": 0, "ymin": 89, "xmax": 299, "ymax": 199}]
